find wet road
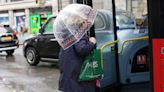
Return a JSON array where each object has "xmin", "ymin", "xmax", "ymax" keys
[
  {"xmin": 0, "ymin": 46, "xmax": 150, "ymax": 92},
  {"xmin": 0, "ymin": 46, "xmax": 60, "ymax": 92}
]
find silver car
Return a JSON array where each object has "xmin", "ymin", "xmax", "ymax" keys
[{"xmin": 0, "ymin": 25, "xmax": 19, "ymax": 55}]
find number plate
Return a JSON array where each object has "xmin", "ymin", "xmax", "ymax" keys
[{"xmin": 3, "ymin": 36, "xmax": 12, "ymax": 41}]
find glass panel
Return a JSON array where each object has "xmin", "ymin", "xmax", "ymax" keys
[
  {"xmin": 92, "ymin": 0, "xmax": 118, "ymax": 88},
  {"xmin": 16, "ymin": 15, "xmax": 25, "ymax": 32},
  {"xmin": 0, "ymin": 0, "xmax": 7, "ymax": 3},
  {"xmin": 0, "ymin": 27, "xmax": 14, "ymax": 33},
  {"xmin": 0, "ymin": 27, "xmax": 8, "ymax": 33},
  {"xmin": 127, "ymin": 0, "xmax": 148, "ymax": 29},
  {"xmin": 44, "ymin": 18, "xmax": 55, "ymax": 33},
  {"xmin": 92, "ymin": 0, "xmax": 113, "ymax": 32},
  {"xmin": 0, "ymin": 17, "xmax": 9, "ymax": 25},
  {"xmin": 94, "ymin": 15, "xmax": 105, "ymax": 30},
  {"xmin": 4, "ymin": 27, "xmax": 14, "ymax": 33},
  {"xmin": 116, "ymin": 11, "xmax": 135, "ymax": 29},
  {"xmin": 131, "ymin": 0, "xmax": 148, "ymax": 18},
  {"xmin": 93, "ymin": 0, "xmax": 112, "ymax": 9},
  {"xmin": 10, "ymin": 0, "xmax": 23, "ymax": 2}
]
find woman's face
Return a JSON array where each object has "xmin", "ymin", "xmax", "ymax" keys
[{"xmin": 79, "ymin": 20, "xmax": 89, "ymax": 32}]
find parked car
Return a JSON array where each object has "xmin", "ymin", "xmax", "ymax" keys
[
  {"xmin": 23, "ymin": 16, "xmax": 60, "ymax": 65},
  {"xmin": 0, "ymin": 25, "xmax": 19, "ymax": 55}
]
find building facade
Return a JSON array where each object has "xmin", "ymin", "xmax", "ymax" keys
[
  {"xmin": 0, "ymin": 0, "xmax": 59, "ymax": 33},
  {"xmin": 0, "ymin": 0, "xmax": 147, "ymax": 33}
]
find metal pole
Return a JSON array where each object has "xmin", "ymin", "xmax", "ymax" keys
[
  {"xmin": 112, "ymin": 0, "xmax": 120, "ymax": 83},
  {"xmin": 147, "ymin": 0, "xmax": 155, "ymax": 92},
  {"xmin": 57, "ymin": 0, "xmax": 60, "ymax": 12},
  {"xmin": 85, "ymin": 0, "xmax": 95, "ymax": 37}
]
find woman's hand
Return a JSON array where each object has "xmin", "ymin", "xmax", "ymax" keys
[{"xmin": 89, "ymin": 37, "xmax": 96, "ymax": 44}]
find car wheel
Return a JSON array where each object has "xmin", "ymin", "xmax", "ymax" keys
[
  {"xmin": 6, "ymin": 50, "xmax": 14, "ymax": 56},
  {"xmin": 25, "ymin": 47, "xmax": 40, "ymax": 66}
]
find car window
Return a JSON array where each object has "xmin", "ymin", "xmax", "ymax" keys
[
  {"xmin": 0, "ymin": 27, "xmax": 14, "ymax": 33},
  {"xmin": 44, "ymin": 18, "xmax": 55, "ymax": 34},
  {"xmin": 141, "ymin": 16, "xmax": 148, "ymax": 28},
  {"xmin": 94, "ymin": 15, "xmax": 105, "ymax": 30},
  {"xmin": 116, "ymin": 15, "xmax": 134, "ymax": 25},
  {"xmin": 116, "ymin": 13, "xmax": 135, "ymax": 29}
]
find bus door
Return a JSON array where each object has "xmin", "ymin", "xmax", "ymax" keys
[
  {"xmin": 114, "ymin": 0, "xmax": 150, "ymax": 84},
  {"xmin": 120, "ymin": 14, "xmax": 149, "ymax": 84},
  {"xmin": 75, "ymin": 0, "xmax": 120, "ymax": 89},
  {"xmin": 74, "ymin": 0, "xmax": 153, "ymax": 92},
  {"xmin": 75, "ymin": 0, "xmax": 152, "ymax": 91}
]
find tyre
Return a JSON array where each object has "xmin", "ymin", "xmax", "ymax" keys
[
  {"xmin": 25, "ymin": 47, "xmax": 40, "ymax": 66},
  {"xmin": 6, "ymin": 50, "xmax": 14, "ymax": 56}
]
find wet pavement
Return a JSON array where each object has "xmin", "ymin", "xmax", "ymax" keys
[
  {"xmin": 0, "ymin": 45, "xmax": 151, "ymax": 92},
  {"xmin": 0, "ymin": 46, "xmax": 61, "ymax": 92}
]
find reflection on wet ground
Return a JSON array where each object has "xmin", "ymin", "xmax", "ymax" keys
[
  {"xmin": 0, "ymin": 47, "xmax": 150, "ymax": 92},
  {"xmin": 0, "ymin": 50, "xmax": 60, "ymax": 92}
]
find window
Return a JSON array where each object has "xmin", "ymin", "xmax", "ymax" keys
[
  {"xmin": 44, "ymin": 18, "xmax": 55, "ymax": 33},
  {"xmin": 10, "ymin": 0, "xmax": 23, "ymax": 2},
  {"xmin": 0, "ymin": 27, "xmax": 14, "ymax": 34},
  {"xmin": 0, "ymin": 0, "xmax": 8, "ymax": 3},
  {"xmin": 116, "ymin": 12, "xmax": 136, "ymax": 29},
  {"xmin": 94, "ymin": 15, "xmax": 105, "ymax": 30},
  {"xmin": 0, "ymin": 17, "xmax": 9, "ymax": 25},
  {"xmin": 116, "ymin": 15, "xmax": 133, "ymax": 25}
]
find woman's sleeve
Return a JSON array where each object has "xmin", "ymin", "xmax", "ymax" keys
[{"xmin": 74, "ymin": 38, "xmax": 95, "ymax": 57}]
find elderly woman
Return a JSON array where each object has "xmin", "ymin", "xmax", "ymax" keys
[
  {"xmin": 58, "ymin": 35, "xmax": 96, "ymax": 92},
  {"xmin": 53, "ymin": 4, "xmax": 97, "ymax": 92}
]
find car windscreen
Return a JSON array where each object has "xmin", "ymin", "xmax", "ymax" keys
[
  {"xmin": 116, "ymin": 13, "xmax": 136, "ymax": 29},
  {"xmin": 0, "ymin": 27, "xmax": 14, "ymax": 34},
  {"xmin": 44, "ymin": 17, "xmax": 55, "ymax": 34}
]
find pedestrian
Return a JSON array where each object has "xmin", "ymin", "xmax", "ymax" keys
[
  {"xmin": 53, "ymin": 4, "xmax": 98, "ymax": 92},
  {"xmin": 59, "ymin": 34, "xmax": 96, "ymax": 92}
]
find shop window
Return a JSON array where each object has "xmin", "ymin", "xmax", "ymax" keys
[
  {"xmin": 0, "ymin": 17, "xmax": 9, "ymax": 25},
  {"xmin": 130, "ymin": 0, "xmax": 147, "ymax": 18},
  {"xmin": 11, "ymin": 0, "xmax": 23, "ymax": 2},
  {"xmin": 0, "ymin": 0, "xmax": 8, "ymax": 3}
]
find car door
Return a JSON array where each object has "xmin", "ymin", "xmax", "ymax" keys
[{"xmin": 38, "ymin": 18, "xmax": 60, "ymax": 59}]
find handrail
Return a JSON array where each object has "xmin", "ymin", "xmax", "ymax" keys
[
  {"xmin": 100, "ymin": 40, "xmax": 119, "ymax": 68},
  {"xmin": 119, "ymin": 36, "xmax": 148, "ymax": 54}
]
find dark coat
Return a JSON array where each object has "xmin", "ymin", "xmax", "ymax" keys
[{"xmin": 58, "ymin": 35, "xmax": 96, "ymax": 92}]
